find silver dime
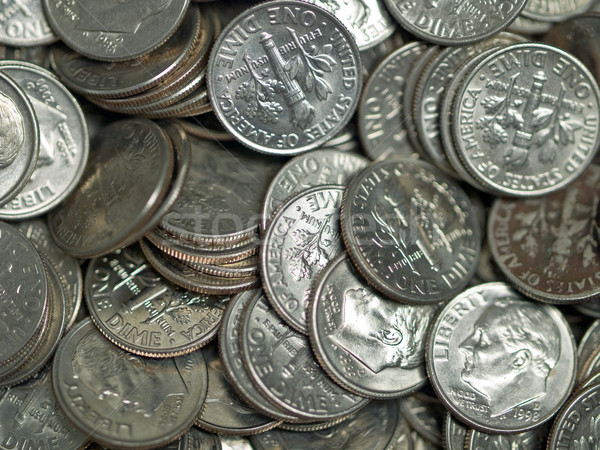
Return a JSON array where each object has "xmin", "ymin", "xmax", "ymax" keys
[
  {"xmin": 303, "ymin": 0, "xmax": 395, "ymax": 51},
  {"xmin": 207, "ymin": 0, "xmax": 362, "ymax": 154},
  {"xmin": 427, "ymin": 282, "xmax": 576, "ymax": 433},
  {"xmin": 196, "ymin": 342, "xmax": 281, "ymax": 435},
  {"xmin": 0, "ymin": 0, "xmax": 57, "ymax": 46},
  {"xmin": 466, "ymin": 425, "xmax": 548, "ymax": 449},
  {"xmin": 452, "ymin": 43, "xmax": 600, "ymax": 197},
  {"xmin": 547, "ymin": 383, "xmax": 600, "ymax": 448},
  {"xmin": 261, "ymin": 148, "xmax": 368, "ymax": 232},
  {"xmin": 0, "ymin": 367, "xmax": 88, "ymax": 450},
  {"xmin": 43, "ymin": 0, "xmax": 190, "ymax": 61},
  {"xmin": 488, "ymin": 165, "xmax": 600, "ymax": 304},
  {"xmin": 578, "ymin": 320, "xmax": 600, "ymax": 382},
  {"xmin": 261, "ymin": 185, "xmax": 345, "ymax": 333},
  {"xmin": 309, "ymin": 253, "xmax": 434, "ymax": 398},
  {"xmin": 358, "ymin": 41, "xmax": 426, "ymax": 161},
  {"xmin": 0, "ymin": 71, "xmax": 39, "ymax": 208},
  {"xmin": 522, "ymin": 0, "xmax": 595, "ymax": 22},
  {"xmin": 0, "ymin": 61, "xmax": 89, "ymax": 219},
  {"xmin": 400, "ymin": 393, "xmax": 445, "ymax": 446},
  {"xmin": 443, "ymin": 412, "xmax": 468, "ymax": 450},
  {"xmin": 160, "ymin": 135, "xmax": 281, "ymax": 246},
  {"xmin": 86, "ymin": 245, "xmax": 228, "ymax": 357},
  {"xmin": 48, "ymin": 118, "xmax": 174, "ymax": 258},
  {"xmin": 51, "ymin": 319, "xmax": 208, "ymax": 449},
  {"xmin": 218, "ymin": 289, "xmax": 300, "ymax": 422},
  {"xmin": 341, "ymin": 158, "xmax": 481, "ymax": 304},
  {"xmin": 383, "ymin": 0, "xmax": 526, "ymax": 46},
  {"xmin": 239, "ymin": 293, "xmax": 369, "ymax": 421}
]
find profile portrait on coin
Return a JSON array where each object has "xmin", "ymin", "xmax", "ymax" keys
[
  {"xmin": 75, "ymin": 0, "xmax": 174, "ymax": 34},
  {"xmin": 72, "ymin": 330, "xmax": 188, "ymax": 417},
  {"xmin": 459, "ymin": 298, "xmax": 561, "ymax": 417},
  {"xmin": 0, "ymin": 91, "xmax": 25, "ymax": 168},
  {"xmin": 330, "ymin": 287, "xmax": 433, "ymax": 373}
]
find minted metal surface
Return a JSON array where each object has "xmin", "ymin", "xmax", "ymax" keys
[
  {"xmin": 261, "ymin": 149, "xmax": 368, "ymax": 232},
  {"xmin": 383, "ymin": 0, "xmax": 526, "ymax": 45},
  {"xmin": 427, "ymin": 282, "xmax": 576, "ymax": 433},
  {"xmin": 443, "ymin": 412, "xmax": 467, "ymax": 450},
  {"xmin": 522, "ymin": 0, "xmax": 595, "ymax": 22},
  {"xmin": 51, "ymin": 319, "xmax": 208, "ymax": 449},
  {"xmin": 239, "ymin": 293, "xmax": 369, "ymax": 421},
  {"xmin": 48, "ymin": 118, "xmax": 174, "ymax": 258},
  {"xmin": 309, "ymin": 254, "xmax": 433, "ymax": 398},
  {"xmin": 207, "ymin": 0, "xmax": 362, "ymax": 154},
  {"xmin": 488, "ymin": 165, "xmax": 600, "ymax": 303},
  {"xmin": 452, "ymin": 43, "xmax": 600, "ymax": 197},
  {"xmin": 400, "ymin": 393, "xmax": 445, "ymax": 446},
  {"xmin": 0, "ymin": 61, "xmax": 89, "ymax": 219},
  {"xmin": 341, "ymin": 158, "xmax": 481, "ymax": 304},
  {"xmin": 261, "ymin": 185, "xmax": 345, "ymax": 333},
  {"xmin": 43, "ymin": 0, "xmax": 190, "ymax": 61},
  {"xmin": 0, "ymin": 0, "xmax": 57, "ymax": 46},
  {"xmin": 358, "ymin": 42, "xmax": 426, "ymax": 161},
  {"xmin": 466, "ymin": 425, "xmax": 548, "ymax": 449}
]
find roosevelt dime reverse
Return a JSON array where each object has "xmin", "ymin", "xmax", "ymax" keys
[{"xmin": 208, "ymin": 0, "xmax": 362, "ymax": 154}]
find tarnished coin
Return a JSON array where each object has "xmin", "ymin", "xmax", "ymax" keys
[
  {"xmin": 207, "ymin": 0, "xmax": 362, "ymax": 154},
  {"xmin": 218, "ymin": 290, "xmax": 300, "ymax": 422},
  {"xmin": 0, "ymin": 367, "xmax": 88, "ymax": 450},
  {"xmin": 0, "ymin": 61, "xmax": 89, "ymax": 219},
  {"xmin": 427, "ymin": 282, "xmax": 576, "ymax": 433},
  {"xmin": 86, "ymin": 245, "xmax": 228, "ymax": 357},
  {"xmin": 261, "ymin": 149, "xmax": 368, "ymax": 232},
  {"xmin": 15, "ymin": 218, "xmax": 83, "ymax": 330},
  {"xmin": 160, "ymin": 135, "xmax": 281, "ymax": 246},
  {"xmin": 0, "ymin": 221, "xmax": 48, "ymax": 368},
  {"xmin": 548, "ymin": 382, "xmax": 600, "ymax": 448},
  {"xmin": 0, "ymin": 71, "xmax": 39, "ymax": 208},
  {"xmin": 51, "ymin": 319, "xmax": 208, "ymax": 449},
  {"xmin": 488, "ymin": 165, "xmax": 600, "ymax": 303},
  {"xmin": 341, "ymin": 158, "xmax": 481, "ymax": 304},
  {"xmin": 189, "ymin": 427, "xmax": 223, "ymax": 450},
  {"xmin": 239, "ymin": 293, "xmax": 369, "ymax": 421},
  {"xmin": 261, "ymin": 185, "xmax": 345, "ymax": 333},
  {"xmin": 43, "ymin": 0, "xmax": 190, "ymax": 61},
  {"xmin": 251, "ymin": 401, "xmax": 401, "ymax": 449},
  {"xmin": 309, "ymin": 254, "xmax": 434, "ymax": 398},
  {"xmin": 0, "ymin": 0, "xmax": 57, "ymax": 46},
  {"xmin": 383, "ymin": 0, "xmax": 526, "ymax": 45},
  {"xmin": 452, "ymin": 42, "xmax": 600, "ymax": 197},
  {"xmin": 522, "ymin": 0, "xmax": 595, "ymax": 22},
  {"xmin": 304, "ymin": 0, "xmax": 395, "ymax": 51},
  {"xmin": 358, "ymin": 42, "xmax": 426, "ymax": 161},
  {"xmin": 48, "ymin": 118, "xmax": 174, "ymax": 258},
  {"xmin": 49, "ymin": 6, "xmax": 202, "ymax": 99},
  {"xmin": 196, "ymin": 342, "xmax": 281, "ymax": 435}
]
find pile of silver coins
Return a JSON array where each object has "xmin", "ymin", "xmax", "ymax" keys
[{"xmin": 2, "ymin": 0, "xmax": 600, "ymax": 448}]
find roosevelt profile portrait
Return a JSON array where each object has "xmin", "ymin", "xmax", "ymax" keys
[
  {"xmin": 459, "ymin": 298, "xmax": 561, "ymax": 418},
  {"xmin": 0, "ymin": 91, "xmax": 25, "ymax": 168},
  {"xmin": 330, "ymin": 287, "xmax": 434, "ymax": 373}
]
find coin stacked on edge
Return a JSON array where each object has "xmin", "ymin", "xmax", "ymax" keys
[{"xmin": 1, "ymin": 0, "xmax": 600, "ymax": 449}]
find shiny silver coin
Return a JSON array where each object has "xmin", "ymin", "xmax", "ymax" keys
[
  {"xmin": 48, "ymin": 118, "xmax": 174, "ymax": 258},
  {"xmin": 0, "ymin": 367, "xmax": 88, "ymax": 450},
  {"xmin": 0, "ymin": 61, "xmax": 88, "ymax": 219},
  {"xmin": 443, "ymin": 412, "xmax": 468, "ymax": 450},
  {"xmin": 400, "ymin": 393, "xmax": 446, "ymax": 446},
  {"xmin": 451, "ymin": 42, "xmax": 600, "ymax": 197},
  {"xmin": 0, "ymin": 71, "xmax": 39, "ymax": 208},
  {"xmin": 309, "ymin": 253, "xmax": 434, "ymax": 398},
  {"xmin": 261, "ymin": 149, "xmax": 368, "ymax": 232},
  {"xmin": 239, "ymin": 293, "xmax": 369, "ymax": 421},
  {"xmin": 341, "ymin": 158, "xmax": 481, "ymax": 304},
  {"xmin": 522, "ymin": 0, "xmax": 595, "ymax": 22},
  {"xmin": 0, "ymin": 0, "xmax": 57, "ymax": 46},
  {"xmin": 578, "ymin": 320, "xmax": 600, "ymax": 382},
  {"xmin": 51, "ymin": 319, "xmax": 208, "ymax": 449},
  {"xmin": 427, "ymin": 282, "xmax": 576, "ymax": 433},
  {"xmin": 207, "ymin": 0, "xmax": 362, "ymax": 155},
  {"xmin": 465, "ymin": 424, "xmax": 549, "ymax": 449},
  {"xmin": 383, "ymin": 0, "xmax": 526, "ymax": 45},
  {"xmin": 86, "ymin": 245, "xmax": 229, "ymax": 357},
  {"xmin": 43, "ymin": 0, "xmax": 190, "ymax": 61},
  {"xmin": 261, "ymin": 185, "xmax": 345, "ymax": 334},
  {"xmin": 196, "ymin": 342, "xmax": 281, "ymax": 435},
  {"xmin": 358, "ymin": 42, "xmax": 426, "ymax": 161},
  {"xmin": 218, "ymin": 290, "xmax": 300, "ymax": 423}
]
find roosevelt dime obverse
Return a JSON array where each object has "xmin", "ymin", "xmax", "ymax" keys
[
  {"xmin": 207, "ymin": 0, "xmax": 362, "ymax": 155},
  {"xmin": 341, "ymin": 158, "xmax": 481, "ymax": 304}
]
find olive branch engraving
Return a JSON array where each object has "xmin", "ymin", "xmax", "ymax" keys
[{"xmin": 573, "ymin": 414, "xmax": 600, "ymax": 450}]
